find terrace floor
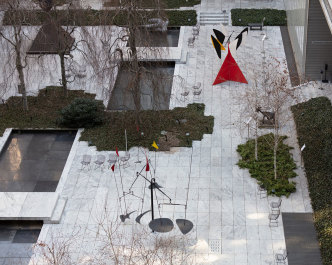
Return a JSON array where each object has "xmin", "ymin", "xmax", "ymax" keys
[
  {"xmin": 25, "ymin": 25, "xmax": 327, "ymax": 265},
  {"xmin": 1, "ymin": 1, "xmax": 332, "ymax": 263}
]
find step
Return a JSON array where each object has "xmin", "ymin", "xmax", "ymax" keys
[
  {"xmin": 200, "ymin": 14, "xmax": 226, "ymax": 17},
  {"xmin": 46, "ymin": 197, "xmax": 67, "ymax": 224},
  {"xmin": 200, "ymin": 18, "xmax": 228, "ymax": 21}
]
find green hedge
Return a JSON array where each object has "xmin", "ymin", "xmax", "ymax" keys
[
  {"xmin": 237, "ymin": 133, "xmax": 297, "ymax": 197},
  {"xmin": 104, "ymin": 0, "xmax": 201, "ymax": 9},
  {"xmin": 164, "ymin": 0, "xmax": 200, "ymax": 8},
  {"xmin": 3, "ymin": 9, "xmax": 197, "ymax": 26},
  {"xmin": 0, "ymin": 87, "xmax": 213, "ymax": 151},
  {"xmin": 231, "ymin": 8, "xmax": 287, "ymax": 26},
  {"xmin": 291, "ymin": 97, "xmax": 332, "ymax": 265},
  {"xmin": 81, "ymin": 103, "xmax": 214, "ymax": 151}
]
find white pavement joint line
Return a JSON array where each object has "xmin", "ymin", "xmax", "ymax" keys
[{"xmin": 0, "ymin": 128, "xmax": 12, "ymax": 153}]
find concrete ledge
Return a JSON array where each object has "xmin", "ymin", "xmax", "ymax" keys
[
  {"xmin": 55, "ymin": 128, "xmax": 82, "ymax": 195},
  {"xmin": 0, "ymin": 128, "xmax": 12, "ymax": 154},
  {"xmin": 0, "ymin": 192, "xmax": 59, "ymax": 221}
]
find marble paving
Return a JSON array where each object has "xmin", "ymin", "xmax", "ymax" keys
[
  {"xmin": 0, "ymin": 2, "xmax": 331, "ymax": 264},
  {"xmin": 22, "ymin": 25, "xmax": 331, "ymax": 265}
]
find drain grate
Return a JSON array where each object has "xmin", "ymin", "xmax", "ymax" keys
[{"xmin": 209, "ymin": 239, "xmax": 221, "ymax": 254}]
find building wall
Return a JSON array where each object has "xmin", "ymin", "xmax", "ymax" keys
[
  {"xmin": 305, "ymin": 0, "xmax": 332, "ymax": 80},
  {"xmin": 284, "ymin": 0, "xmax": 309, "ymax": 77}
]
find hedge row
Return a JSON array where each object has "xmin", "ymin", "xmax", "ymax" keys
[
  {"xmin": 237, "ymin": 133, "xmax": 297, "ymax": 197},
  {"xmin": 104, "ymin": 0, "xmax": 201, "ymax": 9},
  {"xmin": 291, "ymin": 97, "xmax": 332, "ymax": 265},
  {"xmin": 3, "ymin": 9, "xmax": 197, "ymax": 26},
  {"xmin": 231, "ymin": 8, "xmax": 287, "ymax": 26},
  {"xmin": 0, "ymin": 87, "xmax": 213, "ymax": 151}
]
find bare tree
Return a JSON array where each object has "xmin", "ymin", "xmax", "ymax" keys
[
  {"xmin": 93, "ymin": 211, "xmax": 196, "ymax": 265},
  {"xmin": 258, "ymin": 58, "xmax": 299, "ymax": 179},
  {"xmin": 0, "ymin": 0, "xmax": 30, "ymax": 110},
  {"xmin": 239, "ymin": 57, "xmax": 301, "ymax": 179},
  {"xmin": 31, "ymin": 0, "xmax": 78, "ymax": 96},
  {"xmin": 79, "ymin": 0, "xmax": 171, "ymax": 126}
]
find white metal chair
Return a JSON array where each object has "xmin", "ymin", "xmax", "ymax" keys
[
  {"xmin": 108, "ymin": 153, "xmax": 118, "ymax": 169},
  {"xmin": 81, "ymin": 155, "xmax": 91, "ymax": 171},
  {"xmin": 193, "ymin": 82, "xmax": 201, "ymax": 90},
  {"xmin": 120, "ymin": 152, "xmax": 130, "ymax": 168},
  {"xmin": 94, "ymin": 155, "xmax": 105, "ymax": 170},
  {"xmin": 192, "ymin": 27, "xmax": 199, "ymax": 37},
  {"xmin": 270, "ymin": 198, "xmax": 282, "ymax": 213},
  {"xmin": 180, "ymin": 91, "xmax": 189, "ymax": 102},
  {"xmin": 257, "ymin": 185, "xmax": 267, "ymax": 198},
  {"xmin": 275, "ymin": 249, "xmax": 288, "ymax": 264},
  {"xmin": 188, "ymin": 36, "xmax": 195, "ymax": 48},
  {"xmin": 193, "ymin": 89, "xmax": 202, "ymax": 101},
  {"xmin": 268, "ymin": 210, "xmax": 280, "ymax": 227}
]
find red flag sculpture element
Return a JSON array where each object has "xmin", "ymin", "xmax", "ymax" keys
[
  {"xmin": 111, "ymin": 164, "xmax": 115, "ymax": 172},
  {"xmin": 146, "ymin": 160, "xmax": 150, "ymax": 172},
  {"xmin": 213, "ymin": 46, "xmax": 248, "ymax": 85},
  {"xmin": 116, "ymin": 147, "xmax": 119, "ymax": 157}
]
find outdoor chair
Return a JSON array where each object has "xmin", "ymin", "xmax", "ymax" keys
[
  {"xmin": 275, "ymin": 249, "xmax": 288, "ymax": 264},
  {"xmin": 268, "ymin": 210, "xmax": 280, "ymax": 227},
  {"xmin": 81, "ymin": 155, "xmax": 92, "ymax": 170},
  {"xmin": 257, "ymin": 185, "xmax": 267, "ymax": 199},
  {"xmin": 192, "ymin": 27, "xmax": 199, "ymax": 37},
  {"xmin": 193, "ymin": 82, "xmax": 201, "ymax": 90},
  {"xmin": 180, "ymin": 91, "xmax": 189, "ymax": 102},
  {"xmin": 188, "ymin": 36, "xmax": 195, "ymax": 48},
  {"xmin": 120, "ymin": 152, "xmax": 130, "ymax": 168},
  {"xmin": 108, "ymin": 153, "xmax": 118, "ymax": 169},
  {"xmin": 94, "ymin": 155, "xmax": 106, "ymax": 170},
  {"xmin": 270, "ymin": 198, "xmax": 282, "ymax": 213},
  {"xmin": 193, "ymin": 89, "xmax": 202, "ymax": 101}
]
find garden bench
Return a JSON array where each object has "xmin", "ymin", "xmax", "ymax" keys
[{"xmin": 248, "ymin": 23, "xmax": 263, "ymax": 30}]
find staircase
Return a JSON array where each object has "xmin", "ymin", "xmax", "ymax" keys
[{"xmin": 199, "ymin": 12, "xmax": 230, "ymax": 25}]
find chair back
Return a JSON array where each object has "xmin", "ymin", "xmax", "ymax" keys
[
  {"xmin": 83, "ymin": 155, "xmax": 91, "ymax": 163},
  {"xmin": 277, "ymin": 198, "xmax": 282, "ymax": 207},
  {"xmin": 97, "ymin": 155, "xmax": 105, "ymax": 162},
  {"xmin": 193, "ymin": 89, "xmax": 202, "ymax": 96}
]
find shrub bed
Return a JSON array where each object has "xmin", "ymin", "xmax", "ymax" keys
[
  {"xmin": 291, "ymin": 97, "xmax": 332, "ymax": 265},
  {"xmin": 58, "ymin": 98, "xmax": 104, "ymax": 128},
  {"xmin": 3, "ymin": 9, "xmax": 197, "ymax": 26},
  {"xmin": 80, "ymin": 103, "xmax": 214, "ymax": 151},
  {"xmin": 0, "ymin": 87, "xmax": 213, "ymax": 151},
  {"xmin": 231, "ymin": 8, "xmax": 287, "ymax": 26},
  {"xmin": 104, "ymin": 0, "xmax": 201, "ymax": 9},
  {"xmin": 237, "ymin": 133, "xmax": 297, "ymax": 197}
]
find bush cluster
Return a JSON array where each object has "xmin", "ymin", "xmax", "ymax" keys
[
  {"xmin": 80, "ymin": 103, "xmax": 214, "ymax": 151},
  {"xmin": 291, "ymin": 97, "xmax": 332, "ymax": 265},
  {"xmin": 231, "ymin": 8, "xmax": 287, "ymax": 26},
  {"xmin": 3, "ymin": 9, "xmax": 197, "ymax": 26},
  {"xmin": 58, "ymin": 98, "xmax": 104, "ymax": 128},
  {"xmin": 164, "ymin": 0, "xmax": 201, "ymax": 8},
  {"xmin": 104, "ymin": 0, "xmax": 201, "ymax": 9},
  {"xmin": 237, "ymin": 133, "xmax": 297, "ymax": 197}
]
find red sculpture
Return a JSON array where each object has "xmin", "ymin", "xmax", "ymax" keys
[{"xmin": 213, "ymin": 46, "xmax": 248, "ymax": 85}]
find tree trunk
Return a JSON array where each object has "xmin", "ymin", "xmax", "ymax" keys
[
  {"xmin": 273, "ymin": 110, "xmax": 279, "ymax": 180},
  {"xmin": 254, "ymin": 121, "xmax": 258, "ymax": 161},
  {"xmin": 59, "ymin": 52, "xmax": 68, "ymax": 96},
  {"xmin": 15, "ymin": 42, "xmax": 28, "ymax": 111},
  {"xmin": 274, "ymin": 138, "xmax": 278, "ymax": 180},
  {"xmin": 128, "ymin": 11, "xmax": 141, "ymax": 126}
]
